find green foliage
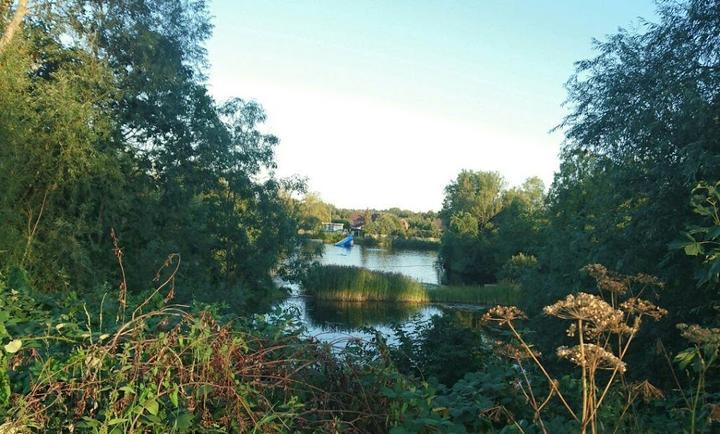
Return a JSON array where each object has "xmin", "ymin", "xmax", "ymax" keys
[
  {"xmin": 527, "ymin": 0, "xmax": 720, "ymax": 378},
  {"xmin": 302, "ymin": 265, "xmax": 429, "ymax": 302},
  {"xmin": 440, "ymin": 170, "xmax": 506, "ymax": 229},
  {"xmin": 439, "ymin": 172, "xmax": 545, "ymax": 284},
  {"xmin": 672, "ymin": 181, "xmax": 720, "ymax": 285},
  {"xmin": 0, "ymin": 0, "xmax": 306, "ymax": 301},
  {"xmin": 390, "ymin": 314, "xmax": 486, "ymax": 386},
  {"xmin": 298, "ymin": 192, "xmax": 333, "ymax": 233},
  {"xmin": 426, "ymin": 284, "xmax": 521, "ymax": 306},
  {"xmin": 497, "ymin": 253, "xmax": 539, "ymax": 286}
]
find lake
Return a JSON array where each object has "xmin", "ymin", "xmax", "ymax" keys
[{"xmin": 275, "ymin": 243, "xmax": 481, "ymax": 347}]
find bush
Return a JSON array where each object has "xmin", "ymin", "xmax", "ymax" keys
[{"xmin": 496, "ymin": 252, "xmax": 539, "ymax": 286}]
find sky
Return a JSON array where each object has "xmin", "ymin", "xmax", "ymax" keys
[{"xmin": 206, "ymin": 0, "xmax": 658, "ymax": 211}]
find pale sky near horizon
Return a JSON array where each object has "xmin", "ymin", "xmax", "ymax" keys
[{"xmin": 206, "ymin": 1, "xmax": 658, "ymax": 211}]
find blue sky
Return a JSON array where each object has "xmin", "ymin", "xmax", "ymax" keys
[{"xmin": 206, "ymin": 0, "xmax": 658, "ymax": 211}]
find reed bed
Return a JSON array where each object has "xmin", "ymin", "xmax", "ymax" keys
[
  {"xmin": 426, "ymin": 283, "xmax": 521, "ymax": 305},
  {"xmin": 302, "ymin": 265, "xmax": 520, "ymax": 305},
  {"xmin": 302, "ymin": 265, "xmax": 429, "ymax": 302}
]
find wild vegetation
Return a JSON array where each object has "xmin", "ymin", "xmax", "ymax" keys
[
  {"xmin": 302, "ymin": 264, "xmax": 520, "ymax": 305},
  {"xmin": 1, "ymin": 0, "xmax": 720, "ymax": 432},
  {"xmin": 426, "ymin": 283, "xmax": 521, "ymax": 306}
]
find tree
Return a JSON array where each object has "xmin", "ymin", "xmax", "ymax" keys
[
  {"xmin": 440, "ymin": 170, "xmax": 506, "ymax": 230},
  {"xmin": 0, "ymin": 0, "xmax": 27, "ymax": 55},
  {"xmin": 439, "ymin": 171, "xmax": 509, "ymax": 283},
  {"xmin": 299, "ymin": 193, "xmax": 332, "ymax": 233},
  {"xmin": 0, "ymin": 0, "xmax": 306, "ymax": 303}
]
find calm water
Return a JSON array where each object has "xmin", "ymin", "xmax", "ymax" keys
[
  {"xmin": 319, "ymin": 243, "xmax": 442, "ymax": 285},
  {"xmin": 275, "ymin": 244, "xmax": 477, "ymax": 347}
]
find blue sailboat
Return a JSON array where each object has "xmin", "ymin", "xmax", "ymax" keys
[{"xmin": 334, "ymin": 234, "xmax": 353, "ymax": 248}]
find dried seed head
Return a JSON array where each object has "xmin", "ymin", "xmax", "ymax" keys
[
  {"xmin": 620, "ymin": 298, "xmax": 667, "ymax": 321},
  {"xmin": 629, "ymin": 380, "xmax": 664, "ymax": 403},
  {"xmin": 556, "ymin": 343, "xmax": 626, "ymax": 372},
  {"xmin": 544, "ymin": 293, "xmax": 633, "ymax": 335},
  {"xmin": 494, "ymin": 340, "xmax": 538, "ymax": 360},
  {"xmin": 630, "ymin": 273, "xmax": 664, "ymax": 288},
  {"xmin": 677, "ymin": 324, "xmax": 720, "ymax": 346},
  {"xmin": 583, "ymin": 264, "xmax": 628, "ymax": 294},
  {"xmin": 709, "ymin": 404, "xmax": 720, "ymax": 422},
  {"xmin": 482, "ymin": 305, "xmax": 527, "ymax": 325}
]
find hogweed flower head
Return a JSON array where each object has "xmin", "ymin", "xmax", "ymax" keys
[
  {"xmin": 583, "ymin": 264, "xmax": 628, "ymax": 295},
  {"xmin": 493, "ymin": 340, "xmax": 539, "ymax": 360},
  {"xmin": 629, "ymin": 380, "xmax": 664, "ymax": 403},
  {"xmin": 556, "ymin": 343, "xmax": 627, "ymax": 373},
  {"xmin": 482, "ymin": 305, "xmax": 527, "ymax": 325},
  {"xmin": 620, "ymin": 298, "xmax": 667, "ymax": 321},
  {"xmin": 677, "ymin": 323, "xmax": 720, "ymax": 346},
  {"xmin": 544, "ymin": 292, "xmax": 634, "ymax": 336},
  {"xmin": 582, "ymin": 264, "xmax": 664, "ymax": 295},
  {"xmin": 631, "ymin": 273, "xmax": 664, "ymax": 288}
]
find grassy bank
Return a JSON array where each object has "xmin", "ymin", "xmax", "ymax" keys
[
  {"xmin": 426, "ymin": 283, "xmax": 521, "ymax": 305},
  {"xmin": 302, "ymin": 265, "xmax": 429, "ymax": 302},
  {"xmin": 302, "ymin": 265, "xmax": 519, "ymax": 305}
]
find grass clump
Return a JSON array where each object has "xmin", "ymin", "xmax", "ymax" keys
[
  {"xmin": 426, "ymin": 283, "xmax": 521, "ymax": 305},
  {"xmin": 302, "ymin": 265, "xmax": 429, "ymax": 303}
]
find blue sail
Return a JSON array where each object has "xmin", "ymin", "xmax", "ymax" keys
[{"xmin": 334, "ymin": 234, "xmax": 353, "ymax": 248}]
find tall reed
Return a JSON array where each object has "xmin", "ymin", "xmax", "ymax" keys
[{"xmin": 302, "ymin": 265, "xmax": 429, "ymax": 302}]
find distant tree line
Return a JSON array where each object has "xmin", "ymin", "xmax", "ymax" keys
[{"xmin": 297, "ymin": 195, "xmax": 442, "ymax": 241}]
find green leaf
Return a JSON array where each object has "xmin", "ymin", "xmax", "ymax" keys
[
  {"xmin": 170, "ymin": 388, "xmax": 179, "ymax": 407},
  {"xmin": 674, "ymin": 349, "xmax": 696, "ymax": 371},
  {"xmin": 143, "ymin": 399, "xmax": 159, "ymax": 416},
  {"xmin": 684, "ymin": 242, "xmax": 703, "ymax": 256},
  {"xmin": 3, "ymin": 339, "xmax": 21, "ymax": 353},
  {"xmin": 175, "ymin": 412, "xmax": 194, "ymax": 432}
]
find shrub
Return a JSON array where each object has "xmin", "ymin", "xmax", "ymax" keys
[{"xmin": 497, "ymin": 252, "xmax": 539, "ymax": 286}]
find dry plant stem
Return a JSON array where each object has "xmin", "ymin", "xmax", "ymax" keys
[
  {"xmin": 518, "ymin": 359, "xmax": 548, "ymax": 434},
  {"xmin": 579, "ymin": 319, "xmax": 589, "ymax": 433},
  {"xmin": 506, "ymin": 321, "xmax": 579, "ymax": 421},
  {"xmin": 612, "ymin": 398, "xmax": 634, "ymax": 434},
  {"xmin": 587, "ymin": 328, "xmax": 638, "ymax": 423},
  {"xmin": 131, "ymin": 253, "xmax": 180, "ymax": 320},
  {"xmin": 21, "ymin": 187, "xmax": 49, "ymax": 267},
  {"xmin": 111, "ymin": 229, "xmax": 128, "ymax": 321},
  {"xmin": 659, "ymin": 340, "xmax": 690, "ymax": 409}
]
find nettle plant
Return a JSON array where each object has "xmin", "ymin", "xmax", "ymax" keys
[{"xmin": 483, "ymin": 264, "xmax": 666, "ymax": 434}]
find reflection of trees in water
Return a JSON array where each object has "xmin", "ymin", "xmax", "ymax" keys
[
  {"xmin": 442, "ymin": 309, "xmax": 486, "ymax": 330},
  {"xmin": 305, "ymin": 300, "xmax": 424, "ymax": 332}
]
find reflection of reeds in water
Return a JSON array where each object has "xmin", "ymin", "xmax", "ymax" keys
[
  {"xmin": 305, "ymin": 300, "xmax": 425, "ymax": 331},
  {"xmin": 302, "ymin": 265, "xmax": 429, "ymax": 302}
]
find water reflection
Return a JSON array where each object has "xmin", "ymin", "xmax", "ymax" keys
[
  {"xmin": 278, "ymin": 296, "xmax": 443, "ymax": 346},
  {"xmin": 306, "ymin": 299, "xmax": 428, "ymax": 332},
  {"xmin": 274, "ymin": 245, "xmax": 458, "ymax": 347},
  {"xmin": 320, "ymin": 244, "xmax": 442, "ymax": 285}
]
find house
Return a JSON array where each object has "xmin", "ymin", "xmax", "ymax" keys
[{"xmin": 321, "ymin": 222, "xmax": 345, "ymax": 233}]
